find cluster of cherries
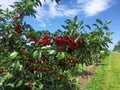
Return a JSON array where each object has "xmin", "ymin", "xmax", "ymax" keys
[
  {"xmin": 27, "ymin": 57, "xmax": 49, "ymax": 72},
  {"xmin": 30, "ymin": 34, "xmax": 51, "ymax": 45},
  {"xmin": 12, "ymin": 14, "xmax": 24, "ymax": 34},
  {"xmin": 30, "ymin": 34, "xmax": 83, "ymax": 51},
  {"xmin": 54, "ymin": 35, "xmax": 83, "ymax": 50}
]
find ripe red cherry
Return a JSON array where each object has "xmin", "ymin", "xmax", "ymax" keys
[
  {"xmin": 0, "ymin": 68, "xmax": 3, "ymax": 74},
  {"xmin": 44, "ymin": 68, "xmax": 49, "ymax": 71},
  {"xmin": 37, "ymin": 58, "xmax": 42, "ymax": 63},
  {"xmin": 28, "ymin": 58, "xmax": 34, "ymax": 62},
  {"xmin": 29, "ymin": 81, "xmax": 33, "ymax": 88},
  {"xmin": 12, "ymin": 17, "xmax": 18, "ymax": 21},
  {"xmin": 43, "ymin": 34, "xmax": 49, "ymax": 39},
  {"xmin": 15, "ymin": 24, "xmax": 20, "ymax": 29},
  {"xmin": 79, "ymin": 40, "xmax": 83, "ymax": 45},
  {"xmin": 42, "ymin": 67, "xmax": 49, "ymax": 71}
]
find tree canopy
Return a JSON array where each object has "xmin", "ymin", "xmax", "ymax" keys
[{"xmin": 113, "ymin": 40, "xmax": 120, "ymax": 51}]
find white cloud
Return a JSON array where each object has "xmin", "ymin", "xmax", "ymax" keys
[
  {"xmin": 34, "ymin": 0, "xmax": 114, "ymax": 27},
  {"xmin": 0, "ymin": 0, "xmax": 20, "ymax": 10},
  {"xmin": 34, "ymin": 0, "xmax": 80, "ymax": 27},
  {"xmin": 78, "ymin": 0, "xmax": 112, "ymax": 16}
]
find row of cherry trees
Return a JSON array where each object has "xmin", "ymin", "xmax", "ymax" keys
[
  {"xmin": 0, "ymin": 0, "xmax": 112, "ymax": 90},
  {"xmin": 113, "ymin": 40, "xmax": 120, "ymax": 51}
]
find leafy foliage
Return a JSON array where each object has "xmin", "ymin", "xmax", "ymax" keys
[{"xmin": 0, "ymin": 0, "xmax": 112, "ymax": 90}]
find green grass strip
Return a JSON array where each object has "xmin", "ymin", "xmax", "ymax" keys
[{"xmin": 84, "ymin": 52, "xmax": 120, "ymax": 90}]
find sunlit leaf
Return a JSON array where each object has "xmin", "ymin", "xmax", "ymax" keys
[
  {"xmin": 33, "ymin": 50, "xmax": 39, "ymax": 59},
  {"xmin": 104, "ymin": 20, "xmax": 112, "ymax": 25},
  {"xmin": 9, "ymin": 51, "xmax": 18, "ymax": 59},
  {"xmin": 48, "ymin": 50, "xmax": 56, "ymax": 55},
  {"xmin": 78, "ymin": 20, "xmax": 83, "ymax": 27},
  {"xmin": 14, "ymin": 60, "xmax": 20, "ymax": 70},
  {"xmin": 16, "ymin": 80, "xmax": 23, "ymax": 87},
  {"xmin": 39, "ymin": 83, "xmax": 43, "ymax": 89},
  {"xmin": 56, "ymin": 52, "xmax": 65, "ymax": 60}
]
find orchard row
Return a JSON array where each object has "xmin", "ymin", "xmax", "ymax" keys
[{"xmin": 0, "ymin": 0, "xmax": 112, "ymax": 90}]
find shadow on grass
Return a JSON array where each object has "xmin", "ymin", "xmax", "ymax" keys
[{"xmin": 95, "ymin": 63, "xmax": 107, "ymax": 66}]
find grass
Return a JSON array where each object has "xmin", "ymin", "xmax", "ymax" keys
[{"xmin": 84, "ymin": 52, "xmax": 120, "ymax": 90}]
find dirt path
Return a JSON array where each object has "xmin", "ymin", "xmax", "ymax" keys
[{"xmin": 73, "ymin": 64, "xmax": 98, "ymax": 90}]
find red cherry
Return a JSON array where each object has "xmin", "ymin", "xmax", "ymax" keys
[
  {"xmin": 31, "ymin": 38, "xmax": 38, "ymax": 43},
  {"xmin": 0, "ymin": 68, "xmax": 3, "ymax": 74},
  {"xmin": 54, "ymin": 36, "xmax": 62, "ymax": 42},
  {"xmin": 29, "ymin": 81, "xmax": 33, "ymax": 88},
  {"xmin": 15, "ymin": 24, "xmax": 20, "ymax": 29},
  {"xmin": 37, "ymin": 59, "xmax": 42, "ymax": 63},
  {"xmin": 39, "ymin": 39, "xmax": 47, "ymax": 45},
  {"xmin": 16, "ymin": 29, "xmax": 22, "ymax": 33},
  {"xmin": 36, "ymin": 67, "xmax": 42, "ymax": 71},
  {"xmin": 7, "ymin": 46, "xmax": 11, "ymax": 52},
  {"xmin": 44, "ymin": 68, "xmax": 49, "ymax": 71},
  {"xmin": 79, "ymin": 40, "xmax": 83, "ymax": 45},
  {"xmin": 12, "ymin": 17, "xmax": 18, "ymax": 21},
  {"xmin": 42, "ymin": 67, "xmax": 49, "ymax": 71},
  {"xmin": 44, "ymin": 59, "xmax": 48, "ymax": 63},
  {"xmin": 28, "ymin": 58, "xmax": 34, "ymax": 62},
  {"xmin": 43, "ymin": 34, "xmax": 49, "ymax": 39}
]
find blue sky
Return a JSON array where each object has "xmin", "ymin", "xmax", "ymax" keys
[{"xmin": 0, "ymin": 0, "xmax": 120, "ymax": 50}]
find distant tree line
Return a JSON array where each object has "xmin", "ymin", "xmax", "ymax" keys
[{"xmin": 113, "ymin": 40, "xmax": 120, "ymax": 51}]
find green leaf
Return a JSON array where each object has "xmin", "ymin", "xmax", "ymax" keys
[
  {"xmin": 16, "ymin": 80, "xmax": 23, "ymax": 87},
  {"xmin": 75, "ymin": 35, "xmax": 81, "ymax": 42},
  {"xmin": 73, "ymin": 16, "xmax": 77, "ymax": 23},
  {"xmin": 27, "ymin": 2, "xmax": 35, "ymax": 7},
  {"xmin": 8, "ymin": 34, "xmax": 13, "ymax": 38},
  {"xmin": 10, "ymin": 51, "xmax": 18, "ymax": 59},
  {"xmin": 15, "ymin": 19, "xmax": 22, "ymax": 23},
  {"xmin": 93, "ymin": 24, "xmax": 99, "ymax": 28},
  {"xmin": 55, "ymin": 0, "xmax": 61, "ymax": 4},
  {"xmin": 48, "ymin": 50, "xmax": 56, "ymax": 55},
  {"xmin": 103, "ymin": 26, "xmax": 109, "ymax": 30},
  {"xmin": 33, "ymin": 50, "xmax": 39, "ymax": 59},
  {"xmin": 41, "ymin": 46, "xmax": 47, "ymax": 50},
  {"xmin": 56, "ymin": 52, "xmax": 65, "ymax": 60},
  {"xmin": 24, "ymin": 82, "xmax": 29, "ymax": 86},
  {"xmin": 100, "ymin": 50, "xmax": 105, "ymax": 55},
  {"xmin": 6, "ymin": 83, "xmax": 14, "ymax": 87},
  {"xmin": 31, "ymin": 31, "xmax": 37, "ymax": 37},
  {"xmin": 96, "ymin": 19, "xmax": 103, "ymax": 25},
  {"xmin": 65, "ymin": 19, "xmax": 71, "ymax": 24},
  {"xmin": 104, "ymin": 20, "xmax": 112, "ymax": 25},
  {"xmin": 64, "ymin": 70, "xmax": 72, "ymax": 79},
  {"xmin": 80, "ymin": 26, "xmax": 84, "ymax": 30},
  {"xmin": 39, "ymin": 83, "xmax": 43, "ymax": 90},
  {"xmin": 14, "ymin": 60, "xmax": 20, "ymax": 70},
  {"xmin": 62, "ymin": 25, "xmax": 66, "ymax": 29},
  {"xmin": 85, "ymin": 25, "xmax": 91, "ymax": 30},
  {"xmin": 106, "ymin": 32, "xmax": 113, "ymax": 36},
  {"xmin": 78, "ymin": 20, "xmax": 83, "ymax": 27},
  {"xmin": 38, "ymin": 51, "xmax": 42, "ymax": 58}
]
